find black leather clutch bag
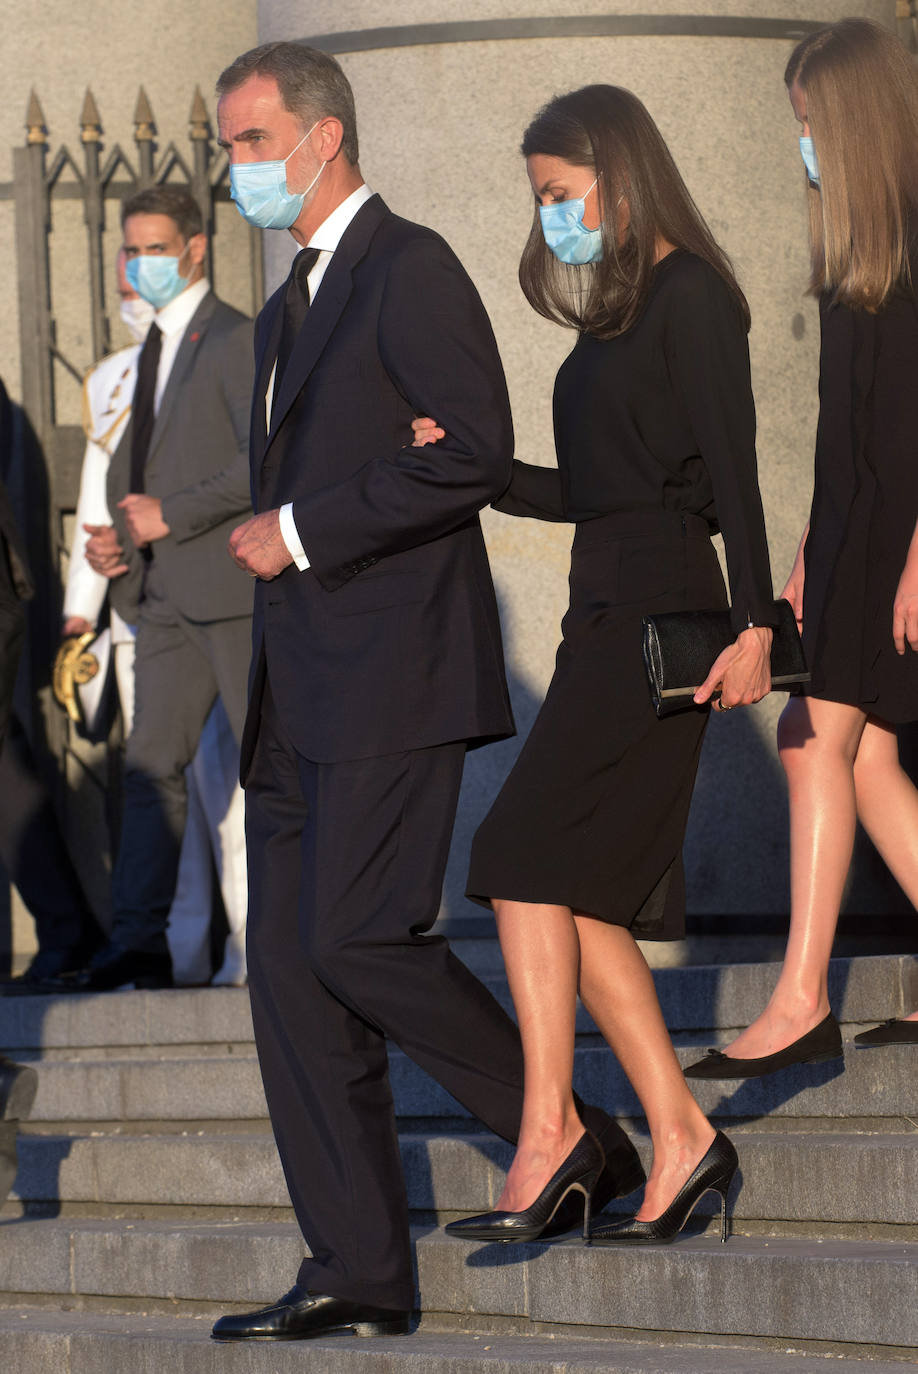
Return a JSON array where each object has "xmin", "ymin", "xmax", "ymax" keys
[{"xmin": 642, "ymin": 599, "xmax": 809, "ymax": 717}]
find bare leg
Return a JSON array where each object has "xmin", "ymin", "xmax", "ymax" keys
[
  {"xmin": 493, "ymin": 898, "xmax": 715, "ymax": 1221},
  {"xmin": 575, "ymin": 917, "xmax": 714, "ymax": 1219},
  {"xmin": 724, "ymin": 696, "xmax": 868, "ymax": 1059},
  {"xmin": 853, "ymin": 718, "xmax": 918, "ymax": 1020},
  {"xmin": 492, "ymin": 899, "xmax": 584, "ymax": 1211}
]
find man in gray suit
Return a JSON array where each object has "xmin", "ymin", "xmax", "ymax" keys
[{"xmin": 78, "ymin": 186, "xmax": 255, "ymax": 991}]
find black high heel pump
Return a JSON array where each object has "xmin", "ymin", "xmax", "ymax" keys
[
  {"xmin": 589, "ymin": 1131, "xmax": 738, "ymax": 1245},
  {"xmin": 445, "ymin": 1130, "xmax": 605, "ymax": 1243}
]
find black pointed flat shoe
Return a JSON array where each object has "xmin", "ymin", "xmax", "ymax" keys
[
  {"xmin": 589, "ymin": 1130, "xmax": 738, "ymax": 1245},
  {"xmin": 683, "ymin": 1012, "xmax": 843, "ymax": 1079},
  {"xmin": 445, "ymin": 1129, "xmax": 604, "ymax": 1243},
  {"xmin": 854, "ymin": 1017, "xmax": 918, "ymax": 1046}
]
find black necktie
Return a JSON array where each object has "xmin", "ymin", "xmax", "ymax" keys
[
  {"xmin": 275, "ymin": 248, "xmax": 320, "ymax": 385},
  {"xmin": 130, "ymin": 321, "xmax": 162, "ymax": 494}
]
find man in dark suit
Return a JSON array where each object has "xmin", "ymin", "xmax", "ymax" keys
[
  {"xmin": 77, "ymin": 186, "xmax": 255, "ymax": 991},
  {"xmin": 211, "ymin": 43, "xmax": 643, "ymax": 1343}
]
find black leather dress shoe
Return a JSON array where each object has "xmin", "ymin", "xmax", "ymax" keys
[
  {"xmin": 71, "ymin": 941, "xmax": 173, "ymax": 992},
  {"xmin": 211, "ymin": 1287, "xmax": 411, "ymax": 1341},
  {"xmin": 2, "ymin": 942, "xmax": 104, "ymax": 991}
]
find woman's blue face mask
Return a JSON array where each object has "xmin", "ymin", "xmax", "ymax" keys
[
  {"xmin": 539, "ymin": 177, "xmax": 602, "ymax": 265},
  {"xmin": 799, "ymin": 135, "xmax": 820, "ymax": 187}
]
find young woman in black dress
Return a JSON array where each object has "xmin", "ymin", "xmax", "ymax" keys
[
  {"xmin": 416, "ymin": 85, "xmax": 775, "ymax": 1242},
  {"xmin": 687, "ymin": 19, "xmax": 918, "ymax": 1082}
]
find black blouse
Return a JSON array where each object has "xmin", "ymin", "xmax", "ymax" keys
[{"xmin": 495, "ymin": 249, "xmax": 776, "ymax": 634}]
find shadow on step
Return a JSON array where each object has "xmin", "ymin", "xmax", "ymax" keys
[
  {"xmin": 0, "ymin": 1132, "xmax": 72, "ymax": 1221},
  {"xmin": 701, "ymin": 1055, "xmax": 847, "ymax": 1120}
]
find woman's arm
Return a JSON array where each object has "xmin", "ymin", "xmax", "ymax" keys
[
  {"xmin": 666, "ymin": 261, "xmax": 777, "ymax": 637},
  {"xmin": 412, "ymin": 418, "xmax": 568, "ymax": 522},
  {"xmin": 781, "ymin": 520, "xmax": 809, "ymax": 632},
  {"xmin": 492, "ymin": 460, "xmax": 567, "ymax": 522},
  {"xmin": 667, "ymin": 262, "xmax": 775, "ymax": 705}
]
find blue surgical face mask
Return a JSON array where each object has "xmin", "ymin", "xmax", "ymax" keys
[
  {"xmin": 539, "ymin": 177, "xmax": 602, "ymax": 265},
  {"xmin": 125, "ymin": 246, "xmax": 193, "ymax": 309},
  {"xmin": 799, "ymin": 136, "xmax": 820, "ymax": 187},
  {"xmin": 229, "ymin": 121, "xmax": 323, "ymax": 230}
]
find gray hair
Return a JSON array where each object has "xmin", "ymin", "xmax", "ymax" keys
[{"xmin": 216, "ymin": 42, "xmax": 359, "ymax": 164}]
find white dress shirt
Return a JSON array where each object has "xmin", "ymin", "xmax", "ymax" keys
[
  {"xmin": 153, "ymin": 276, "xmax": 210, "ymax": 411},
  {"xmin": 274, "ymin": 183, "xmax": 376, "ymax": 571}
]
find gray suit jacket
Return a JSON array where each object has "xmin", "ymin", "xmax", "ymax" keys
[{"xmin": 107, "ymin": 290, "xmax": 255, "ymax": 625}]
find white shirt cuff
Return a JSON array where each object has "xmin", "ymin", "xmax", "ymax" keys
[{"xmin": 279, "ymin": 503, "xmax": 310, "ymax": 571}]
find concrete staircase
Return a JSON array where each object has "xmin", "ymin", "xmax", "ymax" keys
[{"xmin": 0, "ymin": 942, "xmax": 915, "ymax": 1371}]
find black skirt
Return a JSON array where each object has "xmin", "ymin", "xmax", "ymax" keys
[{"xmin": 466, "ymin": 509, "xmax": 727, "ymax": 940}]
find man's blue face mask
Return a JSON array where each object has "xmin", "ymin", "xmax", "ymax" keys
[
  {"xmin": 125, "ymin": 246, "xmax": 191, "ymax": 309},
  {"xmin": 229, "ymin": 121, "xmax": 324, "ymax": 230},
  {"xmin": 539, "ymin": 177, "xmax": 602, "ymax": 265}
]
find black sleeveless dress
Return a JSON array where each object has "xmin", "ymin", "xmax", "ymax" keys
[
  {"xmin": 466, "ymin": 251, "xmax": 776, "ymax": 938},
  {"xmin": 803, "ymin": 275, "xmax": 918, "ymax": 723}
]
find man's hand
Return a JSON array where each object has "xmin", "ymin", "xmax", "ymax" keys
[
  {"xmin": 61, "ymin": 616, "xmax": 93, "ymax": 639},
  {"xmin": 118, "ymin": 494, "xmax": 170, "ymax": 548},
  {"xmin": 228, "ymin": 509, "xmax": 293, "ymax": 580},
  {"xmin": 84, "ymin": 524, "xmax": 128, "ymax": 579}
]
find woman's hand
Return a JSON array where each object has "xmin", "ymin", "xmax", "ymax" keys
[
  {"xmin": 411, "ymin": 416, "xmax": 444, "ymax": 448},
  {"xmin": 893, "ymin": 552, "xmax": 918, "ymax": 654},
  {"xmin": 693, "ymin": 625, "xmax": 773, "ymax": 712},
  {"xmin": 779, "ymin": 520, "xmax": 808, "ymax": 632}
]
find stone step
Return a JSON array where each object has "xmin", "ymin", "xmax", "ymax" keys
[
  {"xmin": 1, "ymin": 954, "xmax": 914, "ymax": 1052},
  {"xmin": 0, "ymin": 1308, "xmax": 910, "ymax": 1374},
  {"xmin": 13, "ymin": 1033, "xmax": 918, "ymax": 1125},
  {"xmin": 421, "ymin": 1230, "xmax": 918, "ymax": 1351},
  {"xmin": 0, "ymin": 1221, "xmax": 914, "ymax": 1352},
  {"xmin": 479, "ymin": 952, "xmax": 917, "ymax": 1035},
  {"xmin": 11, "ymin": 1128, "xmax": 918, "ymax": 1230}
]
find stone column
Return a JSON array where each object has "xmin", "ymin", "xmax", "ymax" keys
[{"xmin": 256, "ymin": 1, "xmax": 899, "ymax": 929}]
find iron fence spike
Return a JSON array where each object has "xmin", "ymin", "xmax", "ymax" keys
[
  {"xmin": 134, "ymin": 86, "xmax": 156, "ymax": 140},
  {"xmin": 25, "ymin": 89, "xmax": 48, "ymax": 145}
]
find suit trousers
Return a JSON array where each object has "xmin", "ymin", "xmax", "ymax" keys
[
  {"xmin": 245, "ymin": 679, "xmax": 526, "ymax": 1309},
  {"xmin": 110, "ymin": 566, "xmax": 250, "ymax": 955}
]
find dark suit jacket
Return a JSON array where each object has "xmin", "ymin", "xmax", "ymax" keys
[
  {"xmin": 243, "ymin": 194, "xmax": 515, "ymax": 772},
  {"xmin": 107, "ymin": 291, "xmax": 256, "ymax": 625}
]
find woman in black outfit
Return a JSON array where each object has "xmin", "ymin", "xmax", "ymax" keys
[
  {"xmin": 416, "ymin": 86, "xmax": 775, "ymax": 1242},
  {"xmin": 686, "ymin": 19, "xmax": 918, "ymax": 1080}
]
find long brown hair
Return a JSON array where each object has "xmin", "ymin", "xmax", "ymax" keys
[
  {"xmin": 518, "ymin": 85, "xmax": 749, "ymax": 339},
  {"xmin": 786, "ymin": 18, "xmax": 918, "ymax": 311}
]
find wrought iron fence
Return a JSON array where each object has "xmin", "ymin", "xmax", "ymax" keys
[{"xmin": 3, "ymin": 84, "xmax": 263, "ymax": 513}]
